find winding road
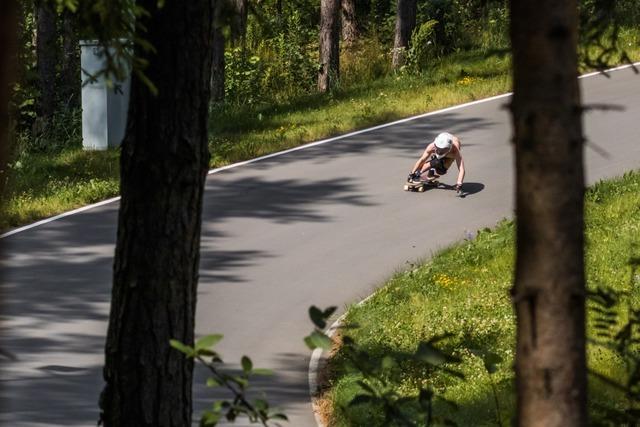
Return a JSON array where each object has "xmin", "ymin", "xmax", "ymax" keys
[{"xmin": 1, "ymin": 66, "xmax": 639, "ymax": 426}]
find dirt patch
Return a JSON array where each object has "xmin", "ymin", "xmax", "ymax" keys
[{"xmin": 311, "ymin": 330, "xmax": 344, "ymax": 427}]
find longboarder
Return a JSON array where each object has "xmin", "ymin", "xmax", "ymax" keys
[{"xmin": 406, "ymin": 132, "xmax": 466, "ymax": 193}]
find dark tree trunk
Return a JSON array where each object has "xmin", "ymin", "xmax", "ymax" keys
[
  {"xmin": 35, "ymin": 0, "xmax": 57, "ymax": 120},
  {"xmin": 318, "ymin": 0, "xmax": 341, "ymax": 92},
  {"xmin": 509, "ymin": 1, "xmax": 587, "ymax": 426},
  {"xmin": 392, "ymin": 0, "xmax": 416, "ymax": 69},
  {"xmin": 1, "ymin": 0, "xmax": 16, "ymax": 195},
  {"xmin": 230, "ymin": 0, "xmax": 248, "ymax": 46},
  {"xmin": 342, "ymin": 0, "xmax": 360, "ymax": 45},
  {"xmin": 100, "ymin": 0, "xmax": 214, "ymax": 425},
  {"xmin": 211, "ymin": 0, "xmax": 226, "ymax": 102},
  {"xmin": 60, "ymin": 9, "xmax": 79, "ymax": 109}
]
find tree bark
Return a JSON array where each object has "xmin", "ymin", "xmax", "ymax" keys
[
  {"xmin": 1, "ymin": 0, "xmax": 16, "ymax": 195},
  {"xmin": 61, "ymin": 9, "xmax": 79, "ymax": 109},
  {"xmin": 318, "ymin": 0, "xmax": 341, "ymax": 92},
  {"xmin": 100, "ymin": 0, "xmax": 214, "ymax": 425},
  {"xmin": 341, "ymin": 0, "xmax": 360, "ymax": 45},
  {"xmin": 392, "ymin": 0, "xmax": 416, "ymax": 69},
  {"xmin": 35, "ymin": 0, "xmax": 57, "ymax": 120},
  {"xmin": 211, "ymin": 0, "xmax": 226, "ymax": 102},
  {"xmin": 230, "ymin": 0, "xmax": 248, "ymax": 46},
  {"xmin": 509, "ymin": 1, "xmax": 587, "ymax": 426}
]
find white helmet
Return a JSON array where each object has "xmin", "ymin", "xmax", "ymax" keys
[{"xmin": 434, "ymin": 132, "xmax": 453, "ymax": 159}]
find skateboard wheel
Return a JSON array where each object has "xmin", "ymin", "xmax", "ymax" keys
[
  {"xmin": 403, "ymin": 185, "xmax": 409, "ymax": 191},
  {"xmin": 418, "ymin": 186, "xmax": 425, "ymax": 192}
]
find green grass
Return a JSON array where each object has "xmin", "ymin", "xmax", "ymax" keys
[
  {"xmin": 323, "ymin": 171, "xmax": 640, "ymax": 426},
  {"xmin": 208, "ymin": 48, "xmax": 512, "ymax": 166},
  {"xmin": 1, "ymin": 149, "xmax": 120, "ymax": 230}
]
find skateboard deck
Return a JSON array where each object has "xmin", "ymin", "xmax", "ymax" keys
[
  {"xmin": 403, "ymin": 179, "xmax": 439, "ymax": 192},
  {"xmin": 403, "ymin": 180, "xmax": 467, "ymax": 197}
]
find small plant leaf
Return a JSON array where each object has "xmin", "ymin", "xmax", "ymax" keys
[
  {"xmin": 170, "ymin": 339, "xmax": 194, "ymax": 356},
  {"xmin": 304, "ymin": 330, "xmax": 333, "ymax": 350},
  {"xmin": 195, "ymin": 334, "xmax": 223, "ymax": 351},
  {"xmin": 241, "ymin": 356, "xmax": 253, "ymax": 373}
]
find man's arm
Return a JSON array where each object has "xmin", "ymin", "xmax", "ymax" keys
[
  {"xmin": 452, "ymin": 137, "xmax": 465, "ymax": 186},
  {"xmin": 454, "ymin": 150, "xmax": 465, "ymax": 186},
  {"xmin": 411, "ymin": 143, "xmax": 434, "ymax": 174}
]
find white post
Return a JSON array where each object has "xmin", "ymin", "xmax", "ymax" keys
[{"xmin": 80, "ymin": 40, "xmax": 131, "ymax": 150}]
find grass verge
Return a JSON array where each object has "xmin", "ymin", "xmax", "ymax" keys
[{"xmin": 321, "ymin": 170, "xmax": 640, "ymax": 426}]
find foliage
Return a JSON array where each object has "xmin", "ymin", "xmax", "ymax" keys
[
  {"xmin": 323, "ymin": 171, "xmax": 640, "ymax": 426},
  {"xmin": 305, "ymin": 306, "xmax": 502, "ymax": 427},
  {"xmin": 405, "ymin": 20, "xmax": 439, "ymax": 73},
  {"xmin": 588, "ymin": 272, "xmax": 640, "ymax": 426},
  {"xmin": 579, "ymin": 0, "xmax": 640, "ymax": 70},
  {"xmin": 225, "ymin": 48, "xmax": 265, "ymax": 105},
  {"xmin": 170, "ymin": 335, "xmax": 287, "ymax": 426}
]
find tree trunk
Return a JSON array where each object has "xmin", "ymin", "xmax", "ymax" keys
[
  {"xmin": 318, "ymin": 0, "xmax": 341, "ymax": 92},
  {"xmin": 100, "ymin": 0, "xmax": 213, "ymax": 425},
  {"xmin": 509, "ymin": 1, "xmax": 587, "ymax": 426},
  {"xmin": 0, "ymin": 0, "xmax": 16, "ymax": 195},
  {"xmin": 230, "ymin": 0, "xmax": 248, "ymax": 46},
  {"xmin": 35, "ymin": 0, "xmax": 57, "ymax": 120},
  {"xmin": 392, "ymin": 0, "xmax": 416, "ymax": 69},
  {"xmin": 342, "ymin": 0, "xmax": 359, "ymax": 45},
  {"xmin": 61, "ymin": 9, "xmax": 79, "ymax": 109},
  {"xmin": 211, "ymin": 0, "xmax": 226, "ymax": 102}
]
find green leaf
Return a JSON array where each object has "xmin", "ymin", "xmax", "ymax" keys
[
  {"xmin": 252, "ymin": 368, "xmax": 274, "ymax": 376},
  {"xmin": 206, "ymin": 378, "xmax": 221, "ymax": 388},
  {"xmin": 309, "ymin": 306, "xmax": 327, "ymax": 329},
  {"xmin": 323, "ymin": 306, "xmax": 337, "ymax": 318},
  {"xmin": 200, "ymin": 410, "xmax": 221, "ymax": 426},
  {"xmin": 170, "ymin": 339, "xmax": 194, "ymax": 356},
  {"xmin": 195, "ymin": 334, "xmax": 223, "ymax": 351},
  {"xmin": 304, "ymin": 330, "xmax": 332, "ymax": 350},
  {"xmin": 241, "ymin": 356, "xmax": 253, "ymax": 373}
]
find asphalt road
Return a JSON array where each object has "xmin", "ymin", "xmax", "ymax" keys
[{"xmin": 1, "ymin": 66, "xmax": 639, "ymax": 427}]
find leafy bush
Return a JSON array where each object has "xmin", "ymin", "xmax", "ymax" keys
[
  {"xmin": 225, "ymin": 48, "xmax": 265, "ymax": 106},
  {"xmin": 406, "ymin": 20, "xmax": 439, "ymax": 73},
  {"xmin": 258, "ymin": 9, "xmax": 318, "ymax": 101}
]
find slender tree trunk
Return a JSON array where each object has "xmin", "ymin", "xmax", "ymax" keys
[
  {"xmin": 509, "ymin": 1, "xmax": 587, "ymax": 426},
  {"xmin": 392, "ymin": 0, "xmax": 416, "ymax": 69},
  {"xmin": 60, "ymin": 9, "xmax": 79, "ymax": 109},
  {"xmin": 230, "ymin": 0, "xmax": 248, "ymax": 46},
  {"xmin": 211, "ymin": 0, "xmax": 226, "ymax": 102},
  {"xmin": 342, "ymin": 0, "xmax": 360, "ymax": 45},
  {"xmin": 318, "ymin": 0, "xmax": 341, "ymax": 92},
  {"xmin": 100, "ymin": 0, "xmax": 214, "ymax": 425},
  {"xmin": 35, "ymin": 0, "xmax": 57, "ymax": 121}
]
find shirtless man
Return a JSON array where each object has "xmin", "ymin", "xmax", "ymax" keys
[{"xmin": 408, "ymin": 132, "xmax": 466, "ymax": 192}]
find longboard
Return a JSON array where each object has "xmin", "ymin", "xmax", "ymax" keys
[
  {"xmin": 403, "ymin": 179, "xmax": 439, "ymax": 193},
  {"xmin": 403, "ymin": 180, "xmax": 468, "ymax": 197}
]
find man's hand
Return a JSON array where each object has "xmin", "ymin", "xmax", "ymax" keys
[{"xmin": 408, "ymin": 171, "xmax": 420, "ymax": 181}]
